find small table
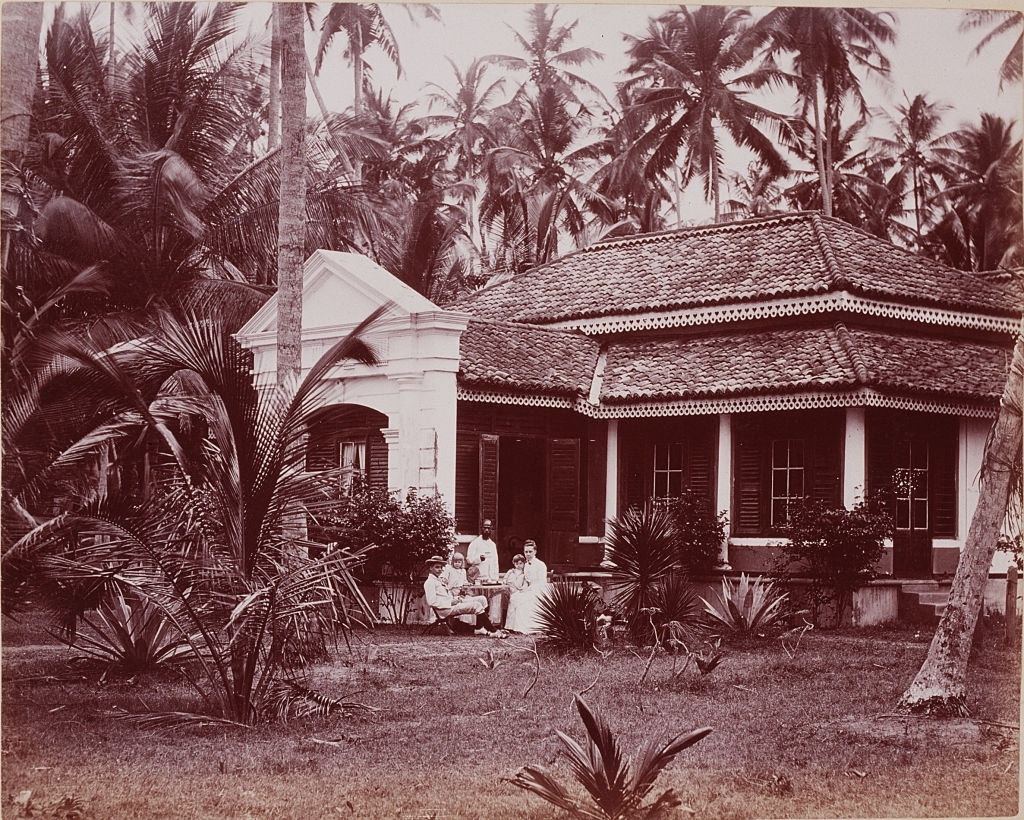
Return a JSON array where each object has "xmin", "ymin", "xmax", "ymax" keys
[{"xmin": 464, "ymin": 583, "xmax": 505, "ymax": 625}]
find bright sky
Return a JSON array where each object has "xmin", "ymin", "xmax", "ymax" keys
[{"xmin": 306, "ymin": 2, "xmax": 1024, "ymax": 130}]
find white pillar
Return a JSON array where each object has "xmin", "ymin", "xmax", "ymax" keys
[
  {"xmin": 843, "ymin": 406, "xmax": 867, "ymax": 508},
  {"xmin": 716, "ymin": 414, "xmax": 732, "ymax": 567},
  {"xmin": 601, "ymin": 419, "xmax": 619, "ymax": 567}
]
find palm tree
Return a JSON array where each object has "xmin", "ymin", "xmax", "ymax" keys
[
  {"xmin": 925, "ymin": 113, "xmax": 1023, "ymax": 271},
  {"xmin": 960, "ymin": 10, "xmax": 1023, "ymax": 92},
  {"xmin": 754, "ymin": 7, "xmax": 896, "ymax": 217},
  {"xmin": 869, "ymin": 93, "xmax": 958, "ymax": 245},
  {"xmin": 721, "ymin": 162, "xmax": 783, "ymax": 222},
  {"xmin": 489, "ymin": 4, "xmax": 606, "ymax": 111},
  {"xmin": 620, "ymin": 6, "xmax": 792, "ymax": 223},
  {"xmin": 276, "ymin": 1, "xmax": 307, "ymax": 385},
  {"xmin": 782, "ymin": 115, "xmax": 889, "ymax": 231},
  {"xmin": 481, "ymin": 84, "xmax": 614, "ymax": 271},
  {"xmin": 3, "ymin": 306, "xmax": 386, "ymax": 725}
]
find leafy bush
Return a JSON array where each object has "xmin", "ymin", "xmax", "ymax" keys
[
  {"xmin": 776, "ymin": 499, "xmax": 891, "ymax": 625},
  {"xmin": 311, "ymin": 480, "xmax": 455, "ymax": 583},
  {"xmin": 701, "ymin": 573, "xmax": 789, "ymax": 636},
  {"xmin": 510, "ymin": 694, "xmax": 712, "ymax": 819},
  {"xmin": 666, "ymin": 491, "xmax": 727, "ymax": 574},
  {"xmin": 605, "ymin": 505, "xmax": 678, "ymax": 643},
  {"xmin": 536, "ymin": 581, "xmax": 603, "ymax": 653}
]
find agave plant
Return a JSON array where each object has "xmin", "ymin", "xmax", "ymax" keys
[
  {"xmin": 605, "ymin": 504, "xmax": 679, "ymax": 643},
  {"xmin": 701, "ymin": 573, "xmax": 789, "ymax": 636},
  {"xmin": 2, "ymin": 306, "xmax": 387, "ymax": 725},
  {"xmin": 73, "ymin": 584, "xmax": 197, "ymax": 673},
  {"xmin": 510, "ymin": 694, "xmax": 712, "ymax": 819},
  {"xmin": 536, "ymin": 581, "xmax": 603, "ymax": 653}
]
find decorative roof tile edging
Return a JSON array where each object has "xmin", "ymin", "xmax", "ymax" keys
[
  {"xmin": 457, "ymin": 386, "xmax": 998, "ymax": 420},
  {"xmin": 544, "ymin": 292, "xmax": 1020, "ymax": 336}
]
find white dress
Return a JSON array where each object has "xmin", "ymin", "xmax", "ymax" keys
[{"xmin": 505, "ymin": 559, "xmax": 548, "ymax": 634}]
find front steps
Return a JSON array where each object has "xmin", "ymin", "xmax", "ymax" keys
[{"xmin": 898, "ymin": 581, "xmax": 950, "ymax": 624}]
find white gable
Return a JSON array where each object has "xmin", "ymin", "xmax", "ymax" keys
[{"xmin": 237, "ymin": 250, "xmax": 437, "ymax": 337}]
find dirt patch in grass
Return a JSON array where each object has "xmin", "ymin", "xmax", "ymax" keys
[{"xmin": 2, "ymin": 618, "xmax": 1019, "ymax": 819}]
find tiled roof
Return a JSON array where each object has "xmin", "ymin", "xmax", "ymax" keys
[
  {"xmin": 457, "ymin": 318, "xmax": 1010, "ymax": 407},
  {"xmin": 457, "ymin": 318, "xmax": 599, "ymax": 398},
  {"xmin": 598, "ymin": 324, "xmax": 1010, "ymax": 404},
  {"xmin": 456, "ymin": 212, "xmax": 1021, "ymax": 324},
  {"xmin": 600, "ymin": 327, "xmax": 856, "ymax": 402}
]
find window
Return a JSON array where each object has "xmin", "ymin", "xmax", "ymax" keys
[
  {"xmin": 653, "ymin": 442, "xmax": 685, "ymax": 499},
  {"xmin": 770, "ymin": 438, "xmax": 805, "ymax": 527},
  {"xmin": 339, "ymin": 440, "xmax": 366, "ymax": 495},
  {"xmin": 894, "ymin": 440, "xmax": 928, "ymax": 531}
]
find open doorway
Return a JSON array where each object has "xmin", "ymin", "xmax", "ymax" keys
[{"xmin": 497, "ymin": 437, "xmax": 546, "ymax": 568}]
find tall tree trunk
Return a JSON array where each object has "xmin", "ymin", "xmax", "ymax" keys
[
  {"xmin": 811, "ymin": 77, "xmax": 832, "ymax": 218},
  {"xmin": 275, "ymin": 2, "xmax": 307, "ymax": 387},
  {"xmin": 898, "ymin": 328, "xmax": 1023, "ymax": 715},
  {"xmin": 0, "ymin": 2, "xmax": 43, "ymax": 161},
  {"xmin": 267, "ymin": 6, "xmax": 281, "ymax": 150}
]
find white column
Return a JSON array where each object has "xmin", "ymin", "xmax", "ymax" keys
[
  {"xmin": 601, "ymin": 419, "xmax": 619, "ymax": 567},
  {"xmin": 843, "ymin": 406, "xmax": 867, "ymax": 508},
  {"xmin": 716, "ymin": 414, "xmax": 732, "ymax": 567}
]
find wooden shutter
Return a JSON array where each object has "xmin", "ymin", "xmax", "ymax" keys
[
  {"xmin": 547, "ymin": 438, "xmax": 580, "ymax": 567},
  {"xmin": 931, "ymin": 420, "xmax": 958, "ymax": 538},
  {"xmin": 367, "ymin": 431, "xmax": 388, "ymax": 492},
  {"xmin": 809, "ymin": 416, "xmax": 842, "ymax": 508},
  {"xmin": 479, "ymin": 433, "xmax": 499, "ymax": 530},
  {"xmin": 733, "ymin": 422, "xmax": 764, "ymax": 535},
  {"xmin": 455, "ymin": 430, "xmax": 479, "ymax": 534},
  {"xmin": 687, "ymin": 436, "xmax": 714, "ymax": 504}
]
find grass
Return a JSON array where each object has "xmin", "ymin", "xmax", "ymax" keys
[{"xmin": 2, "ymin": 614, "xmax": 1020, "ymax": 819}]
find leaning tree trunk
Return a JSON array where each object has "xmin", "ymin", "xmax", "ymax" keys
[
  {"xmin": 267, "ymin": 6, "xmax": 281, "ymax": 150},
  {"xmin": 1, "ymin": 2, "xmax": 43, "ymax": 160},
  {"xmin": 275, "ymin": 1, "xmax": 307, "ymax": 387},
  {"xmin": 810, "ymin": 76, "xmax": 832, "ymax": 218},
  {"xmin": 898, "ymin": 329, "xmax": 1023, "ymax": 715}
]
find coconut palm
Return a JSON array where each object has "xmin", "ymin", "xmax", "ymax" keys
[
  {"xmin": 489, "ymin": 4, "xmax": 606, "ymax": 111},
  {"xmin": 925, "ymin": 113, "xmax": 1023, "ymax": 271},
  {"xmin": 721, "ymin": 162, "xmax": 783, "ymax": 222},
  {"xmin": 480, "ymin": 84, "xmax": 614, "ymax": 272},
  {"xmin": 3, "ymin": 306, "xmax": 387, "ymax": 724},
  {"xmin": 315, "ymin": 3, "xmax": 440, "ymax": 117},
  {"xmin": 620, "ymin": 6, "xmax": 792, "ymax": 222},
  {"xmin": 754, "ymin": 7, "xmax": 896, "ymax": 217},
  {"xmin": 960, "ymin": 9, "xmax": 1022, "ymax": 92},
  {"xmin": 869, "ymin": 93, "xmax": 958, "ymax": 244}
]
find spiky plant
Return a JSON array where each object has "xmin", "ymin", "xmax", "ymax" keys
[
  {"xmin": 2, "ymin": 307, "xmax": 386, "ymax": 725},
  {"xmin": 701, "ymin": 573, "xmax": 789, "ymax": 637},
  {"xmin": 536, "ymin": 581, "xmax": 602, "ymax": 653},
  {"xmin": 605, "ymin": 504, "xmax": 678, "ymax": 643},
  {"xmin": 72, "ymin": 584, "xmax": 197, "ymax": 673},
  {"xmin": 649, "ymin": 573, "xmax": 706, "ymax": 653},
  {"xmin": 510, "ymin": 694, "xmax": 712, "ymax": 819}
]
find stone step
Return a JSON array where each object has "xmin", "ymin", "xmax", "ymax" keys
[{"xmin": 898, "ymin": 586, "xmax": 951, "ymax": 624}]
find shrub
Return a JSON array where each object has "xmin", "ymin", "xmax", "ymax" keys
[
  {"xmin": 536, "ymin": 581, "xmax": 603, "ymax": 653},
  {"xmin": 701, "ymin": 573, "xmax": 789, "ymax": 637},
  {"xmin": 605, "ymin": 504, "xmax": 678, "ymax": 643},
  {"xmin": 311, "ymin": 480, "xmax": 455, "ymax": 584},
  {"xmin": 776, "ymin": 499, "xmax": 891, "ymax": 626},
  {"xmin": 666, "ymin": 491, "xmax": 727, "ymax": 574},
  {"xmin": 510, "ymin": 694, "xmax": 712, "ymax": 819}
]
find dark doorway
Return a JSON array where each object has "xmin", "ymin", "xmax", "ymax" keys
[
  {"xmin": 892, "ymin": 438, "xmax": 932, "ymax": 577},
  {"xmin": 497, "ymin": 437, "xmax": 546, "ymax": 568}
]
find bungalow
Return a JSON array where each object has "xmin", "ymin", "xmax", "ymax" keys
[{"xmin": 236, "ymin": 212, "xmax": 1021, "ymax": 582}]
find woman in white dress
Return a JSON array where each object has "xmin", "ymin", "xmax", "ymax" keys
[{"xmin": 504, "ymin": 540, "xmax": 548, "ymax": 634}]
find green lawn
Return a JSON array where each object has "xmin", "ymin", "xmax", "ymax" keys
[{"xmin": 2, "ymin": 617, "xmax": 1019, "ymax": 819}]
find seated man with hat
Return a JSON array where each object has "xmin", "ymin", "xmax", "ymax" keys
[{"xmin": 423, "ymin": 555, "xmax": 507, "ymax": 637}]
